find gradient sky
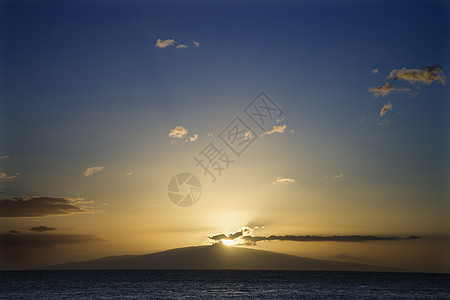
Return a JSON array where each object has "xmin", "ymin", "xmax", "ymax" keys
[{"xmin": 0, "ymin": 0, "xmax": 449, "ymax": 272}]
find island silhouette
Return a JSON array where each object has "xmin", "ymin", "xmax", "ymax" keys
[{"xmin": 44, "ymin": 243, "xmax": 404, "ymax": 271}]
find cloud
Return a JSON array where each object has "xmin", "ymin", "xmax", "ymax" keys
[
  {"xmin": 273, "ymin": 177, "xmax": 295, "ymax": 184},
  {"xmin": 372, "ymin": 68, "xmax": 379, "ymax": 74},
  {"xmin": 8, "ymin": 229, "xmax": 19, "ymax": 234},
  {"xmin": 193, "ymin": 41, "xmax": 200, "ymax": 48},
  {"xmin": 379, "ymin": 101, "xmax": 393, "ymax": 117},
  {"xmin": 125, "ymin": 171, "xmax": 134, "ymax": 176},
  {"xmin": 169, "ymin": 126, "xmax": 188, "ymax": 139},
  {"xmin": 155, "ymin": 38, "xmax": 175, "ymax": 48},
  {"xmin": 263, "ymin": 124, "xmax": 287, "ymax": 136},
  {"xmin": 209, "ymin": 226, "xmax": 256, "ymax": 242},
  {"xmin": 30, "ymin": 226, "xmax": 56, "ymax": 232},
  {"xmin": 334, "ymin": 173, "xmax": 344, "ymax": 179},
  {"xmin": 388, "ymin": 65, "xmax": 446, "ymax": 85},
  {"xmin": 368, "ymin": 82, "xmax": 395, "ymax": 97},
  {"xmin": 176, "ymin": 44, "xmax": 188, "ymax": 49},
  {"xmin": 241, "ymin": 235, "xmax": 416, "ymax": 245},
  {"xmin": 83, "ymin": 166, "xmax": 104, "ymax": 176},
  {"xmin": 209, "ymin": 227, "xmax": 421, "ymax": 246},
  {"xmin": 189, "ymin": 134, "xmax": 198, "ymax": 142},
  {"xmin": 0, "ymin": 155, "xmax": 8, "ymax": 160},
  {"xmin": 0, "ymin": 197, "xmax": 89, "ymax": 217},
  {"xmin": 378, "ymin": 119, "xmax": 390, "ymax": 126},
  {"xmin": 0, "ymin": 172, "xmax": 21, "ymax": 181}
]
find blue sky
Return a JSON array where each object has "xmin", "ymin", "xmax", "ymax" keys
[{"xmin": 0, "ymin": 0, "xmax": 448, "ymax": 271}]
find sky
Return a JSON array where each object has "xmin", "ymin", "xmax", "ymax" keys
[{"xmin": 0, "ymin": 0, "xmax": 449, "ymax": 272}]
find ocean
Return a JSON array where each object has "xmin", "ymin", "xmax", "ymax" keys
[{"xmin": 1, "ymin": 270, "xmax": 449, "ymax": 299}]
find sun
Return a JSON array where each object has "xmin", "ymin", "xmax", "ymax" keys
[{"xmin": 221, "ymin": 239, "xmax": 234, "ymax": 246}]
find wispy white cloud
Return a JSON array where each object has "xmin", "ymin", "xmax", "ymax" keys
[
  {"xmin": 169, "ymin": 126, "xmax": 188, "ymax": 139},
  {"xmin": 334, "ymin": 173, "xmax": 344, "ymax": 179},
  {"xmin": 0, "ymin": 172, "xmax": 21, "ymax": 181},
  {"xmin": 155, "ymin": 38, "xmax": 175, "ymax": 48},
  {"xmin": 83, "ymin": 166, "xmax": 104, "ymax": 177},
  {"xmin": 379, "ymin": 101, "xmax": 393, "ymax": 117},
  {"xmin": 189, "ymin": 134, "xmax": 198, "ymax": 142},
  {"xmin": 273, "ymin": 177, "xmax": 295, "ymax": 184},
  {"xmin": 372, "ymin": 68, "xmax": 379, "ymax": 75},
  {"xmin": 368, "ymin": 82, "xmax": 395, "ymax": 97},
  {"xmin": 263, "ymin": 124, "xmax": 287, "ymax": 136},
  {"xmin": 378, "ymin": 119, "xmax": 390, "ymax": 126},
  {"xmin": 388, "ymin": 65, "xmax": 446, "ymax": 85},
  {"xmin": 176, "ymin": 44, "xmax": 188, "ymax": 49},
  {"xmin": 193, "ymin": 41, "xmax": 200, "ymax": 48}
]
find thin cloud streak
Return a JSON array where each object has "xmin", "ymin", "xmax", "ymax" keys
[
  {"xmin": 209, "ymin": 227, "xmax": 421, "ymax": 246},
  {"xmin": 273, "ymin": 177, "xmax": 295, "ymax": 184},
  {"xmin": 0, "ymin": 197, "xmax": 89, "ymax": 218},
  {"xmin": 30, "ymin": 226, "xmax": 57, "ymax": 232},
  {"xmin": 263, "ymin": 124, "xmax": 287, "ymax": 136}
]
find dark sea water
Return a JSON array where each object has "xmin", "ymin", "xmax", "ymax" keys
[{"xmin": 1, "ymin": 270, "xmax": 449, "ymax": 299}]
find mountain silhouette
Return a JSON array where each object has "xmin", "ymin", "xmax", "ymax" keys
[{"xmin": 44, "ymin": 243, "xmax": 402, "ymax": 271}]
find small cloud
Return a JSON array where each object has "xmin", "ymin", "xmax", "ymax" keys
[
  {"xmin": 273, "ymin": 177, "xmax": 296, "ymax": 184},
  {"xmin": 169, "ymin": 126, "xmax": 188, "ymax": 139},
  {"xmin": 368, "ymin": 82, "xmax": 395, "ymax": 97},
  {"xmin": 189, "ymin": 134, "xmax": 198, "ymax": 142},
  {"xmin": 155, "ymin": 38, "xmax": 175, "ymax": 48},
  {"xmin": 176, "ymin": 44, "xmax": 188, "ymax": 49},
  {"xmin": 358, "ymin": 116, "xmax": 367, "ymax": 122},
  {"xmin": 0, "ymin": 172, "xmax": 21, "ymax": 181},
  {"xmin": 388, "ymin": 65, "xmax": 446, "ymax": 85},
  {"xmin": 372, "ymin": 68, "xmax": 379, "ymax": 74},
  {"xmin": 378, "ymin": 119, "xmax": 390, "ymax": 126},
  {"xmin": 263, "ymin": 124, "xmax": 287, "ymax": 136},
  {"xmin": 0, "ymin": 155, "xmax": 9, "ymax": 160},
  {"xmin": 193, "ymin": 41, "xmax": 200, "ymax": 48},
  {"xmin": 8, "ymin": 229, "xmax": 19, "ymax": 234},
  {"xmin": 379, "ymin": 101, "xmax": 393, "ymax": 117},
  {"xmin": 30, "ymin": 226, "xmax": 56, "ymax": 232},
  {"xmin": 125, "ymin": 171, "xmax": 134, "ymax": 176},
  {"xmin": 83, "ymin": 166, "xmax": 104, "ymax": 177},
  {"xmin": 334, "ymin": 173, "xmax": 344, "ymax": 179}
]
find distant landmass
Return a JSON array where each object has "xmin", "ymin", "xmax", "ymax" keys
[{"xmin": 44, "ymin": 244, "xmax": 404, "ymax": 272}]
